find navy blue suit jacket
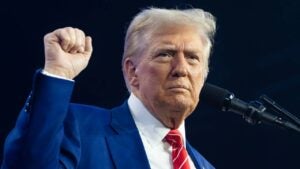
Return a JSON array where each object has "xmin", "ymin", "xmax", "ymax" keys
[{"xmin": 1, "ymin": 71, "xmax": 214, "ymax": 169}]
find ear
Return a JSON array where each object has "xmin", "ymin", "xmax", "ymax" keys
[{"xmin": 124, "ymin": 57, "xmax": 139, "ymax": 87}]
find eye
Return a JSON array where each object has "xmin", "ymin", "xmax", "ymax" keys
[
  {"xmin": 186, "ymin": 54, "xmax": 199, "ymax": 61},
  {"xmin": 153, "ymin": 50, "xmax": 175, "ymax": 63},
  {"xmin": 185, "ymin": 53, "xmax": 202, "ymax": 65},
  {"xmin": 157, "ymin": 51, "xmax": 173, "ymax": 57}
]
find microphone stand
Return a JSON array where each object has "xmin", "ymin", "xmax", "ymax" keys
[
  {"xmin": 259, "ymin": 95, "xmax": 300, "ymax": 127},
  {"xmin": 237, "ymin": 95, "xmax": 300, "ymax": 133}
]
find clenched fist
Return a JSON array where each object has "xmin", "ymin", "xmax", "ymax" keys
[{"xmin": 43, "ymin": 27, "xmax": 93, "ymax": 79}]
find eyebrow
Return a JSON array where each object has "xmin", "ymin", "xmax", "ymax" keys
[
  {"xmin": 152, "ymin": 43, "xmax": 202, "ymax": 56},
  {"xmin": 163, "ymin": 40, "xmax": 201, "ymax": 49}
]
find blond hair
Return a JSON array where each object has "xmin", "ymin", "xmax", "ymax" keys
[{"xmin": 122, "ymin": 7, "xmax": 216, "ymax": 90}]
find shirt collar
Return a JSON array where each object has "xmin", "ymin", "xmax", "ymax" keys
[{"xmin": 128, "ymin": 93, "xmax": 186, "ymax": 147}]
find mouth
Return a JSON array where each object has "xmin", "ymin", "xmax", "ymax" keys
[{"xmin": 168, "ymin": 85, "xmax": 190, "ymax": 92}]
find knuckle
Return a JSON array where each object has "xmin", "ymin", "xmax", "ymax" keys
[
  {"xmin": 62, "ymin": 35, "xmax": 71, "ymax": 43},
  {"xmin": 78, "ymin": 29, "xmax": 85, "ymax": 37},
  {"xmin": 43, "ymin": 33, "xmax": 51, "ymax": 41},
  {"xmin": 64, "ymin": 26, "xmax": 74, "ymax": 31}
]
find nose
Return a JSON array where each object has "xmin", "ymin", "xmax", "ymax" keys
[{"xmin": 171, "ymin": 53, "xmax": 188, "ymax": 77}]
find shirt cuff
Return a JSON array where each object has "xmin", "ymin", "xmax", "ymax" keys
[{"xmin": 41, "ymin": 70, "xmax": 74, "ymax": 82}]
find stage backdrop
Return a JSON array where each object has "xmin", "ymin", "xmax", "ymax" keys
[{"xmin": 0, "ymin": 0, "xmax": 299, "ymax": 169}]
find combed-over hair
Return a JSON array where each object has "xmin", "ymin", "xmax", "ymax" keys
[{"xmin": 122, "ymin": 7, "xmax": 216, "ymax": 90}]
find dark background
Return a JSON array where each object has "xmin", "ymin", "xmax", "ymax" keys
[{"xmin": 0, "ymin": 0, "xmax": 299, "ymax": 168}]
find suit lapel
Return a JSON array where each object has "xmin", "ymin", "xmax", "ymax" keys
[
  {"xmin": 106, "ymin": 102, "xmax": 151, "ymax": 169},
  {"xmin": 187, "ymin": 141, "xmax": 202, "ymax": 169}
]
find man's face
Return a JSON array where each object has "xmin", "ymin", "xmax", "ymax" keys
[{"xmin": 127, "ymin": 26, "xmax": 207, "ymax": 128}]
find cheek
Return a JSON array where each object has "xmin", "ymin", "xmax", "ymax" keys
[
  {"xmin": 137, "ymin": 61, "xmax": 172, "ymax": 90},
  {"xmin": 147, "ymin": 64, "xmax": 169, "ymax": 80},
  {"xmin": 138, "ymin": 66, "xmax": 163, "ymax": 88}
]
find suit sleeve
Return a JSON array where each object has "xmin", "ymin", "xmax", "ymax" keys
[{"xmin": 1, "ymin": 70, "xmax": 81, "ymax": 169}]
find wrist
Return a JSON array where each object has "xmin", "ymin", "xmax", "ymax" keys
[{"xmin": 43, "ymin": 67, "xmax": 74, "ymax": 80}]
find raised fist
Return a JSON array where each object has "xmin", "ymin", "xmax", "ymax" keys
[{"xmin": 43, "ymin": 27, "xmax": 93, "ymax": 79}]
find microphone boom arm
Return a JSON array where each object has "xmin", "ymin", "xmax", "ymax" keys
[
  {"xmin": 228, "ymin": 95, "xmax": 300, "ymax": 133},
  {"xmin": 201, "ymin": 83, "xmax": 300, "ymax": 133}
]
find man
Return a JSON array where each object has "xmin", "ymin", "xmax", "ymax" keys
[{"xmin": 1, "ymin": 7, "xmax": 216, "ymax": 169}]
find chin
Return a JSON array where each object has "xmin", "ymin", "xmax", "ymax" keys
[{"xmin": 168, "ymin": 97, "xmax": 194, "ymax": 112}]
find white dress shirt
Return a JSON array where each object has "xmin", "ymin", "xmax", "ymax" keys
[{"xmin": 128, "ymin": 93, "xmax": 196, "ymax": 169}]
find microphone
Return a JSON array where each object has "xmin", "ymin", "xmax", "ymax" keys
[
  {"xmin": 200, "ymin": 83, "xmax": 264, "ymax": 118},
  {"xmin": 200, "ymin": 83, "xmax": 300, "ymax": 132}
]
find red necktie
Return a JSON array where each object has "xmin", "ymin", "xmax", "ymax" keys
[{"xmin": 165, "ymin": 130, "xmax": 191, "ymax": 169}]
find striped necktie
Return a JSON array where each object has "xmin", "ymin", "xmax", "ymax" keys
[{"xmin": 165, "ymin": 129, "xmax": 191, "ymax": 169}]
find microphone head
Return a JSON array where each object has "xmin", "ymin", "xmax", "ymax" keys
[{"xmin": 200, "ymin": 83, "xmax": 233, "ymax": 110}]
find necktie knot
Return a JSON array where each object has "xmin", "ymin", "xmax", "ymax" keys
[
  {"xmin": 165, "ymin": 129, "xmax": 191, "ymax": 169},
  {"xmin": 165, "ymin": 129, "xmax": 184, "ymax": 148}
]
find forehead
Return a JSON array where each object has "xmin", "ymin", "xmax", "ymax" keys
[{"xmin": 147, "ymin": 25, "xmax": 204, "ymax": 52}]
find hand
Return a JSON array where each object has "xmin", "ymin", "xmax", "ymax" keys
[{"xmin": 43, "ymin": 27, "xmax": 93, "ymax": 79}]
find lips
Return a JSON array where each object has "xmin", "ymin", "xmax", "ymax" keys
[{"xmin": 168, "ymin": 84, "xmax": 190, "ymax": 91}]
